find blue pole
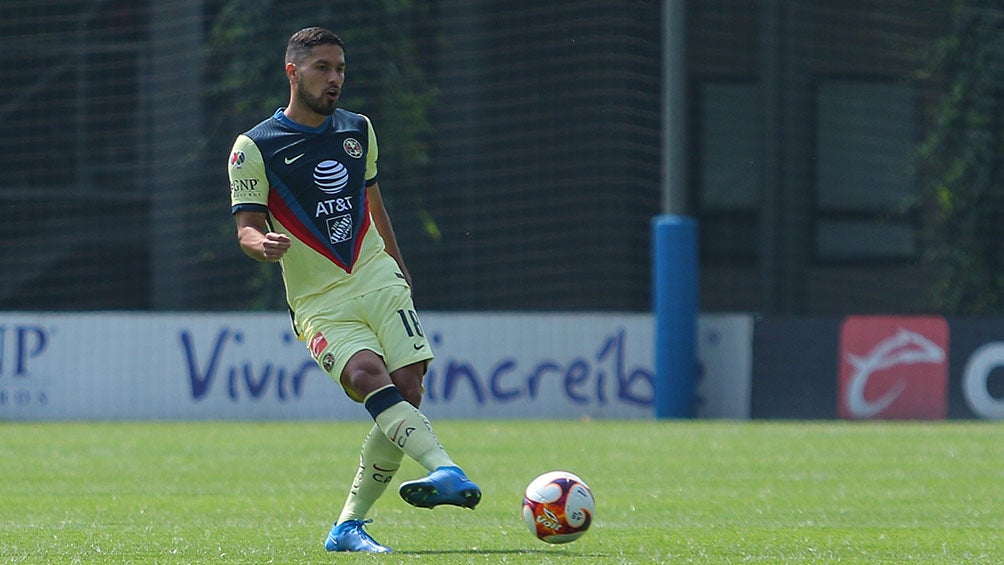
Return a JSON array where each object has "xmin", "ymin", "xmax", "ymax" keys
[{"xmin": 652, "ymin": 215, "xmax": 698, "ymax": 418}]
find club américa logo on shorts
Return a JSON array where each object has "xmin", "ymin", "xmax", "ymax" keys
[
  {"xmin": 838, "ymin": 316, "xmax": 949, "ymax": 420},
  {"xmin": 309, "ymin": 332, "xmax": 336, "ymax": 373}
]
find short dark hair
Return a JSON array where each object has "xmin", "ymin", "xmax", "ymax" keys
[{"xmin": 285, "ymin": 27, "xmax": 344, "ymax": 65}]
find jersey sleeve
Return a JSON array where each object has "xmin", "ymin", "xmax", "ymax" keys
[
  {"xmin": 363, "ymin": 115, "xmax": 378, "ymax": 185},
  {"xmin": 228, "ymin": 134, "xmax": 269, "ymax": 213}
]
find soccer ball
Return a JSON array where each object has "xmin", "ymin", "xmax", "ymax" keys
[{"xmin": 522, "ymin": 471, "xmax": 595, "ymax": 544}]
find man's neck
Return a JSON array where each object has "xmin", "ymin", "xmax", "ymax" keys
[{"xmin": 283, "ymin": 105, "xmax": 329, "ymax": 129}]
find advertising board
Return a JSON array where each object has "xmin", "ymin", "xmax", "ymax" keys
[{"xmin": 0, "ymin": 312, "xmax": 754, "ymax": 421}]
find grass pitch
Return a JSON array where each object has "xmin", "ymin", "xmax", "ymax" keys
[{"xmin": 0, "ymin": 420, "xmax": 1002, "ymax": 563}]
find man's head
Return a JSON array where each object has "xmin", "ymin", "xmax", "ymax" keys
[
  {"xmin": 285, "ymin": 27, "xmax": 344, "ymax": 66},
  {"xmin": 284, "ymin": 27, "xmax": 346, "ymax": 125}
]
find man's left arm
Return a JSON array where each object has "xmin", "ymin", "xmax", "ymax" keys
[{"xmin": 368, "ymin": 182, "xmax": 413, "ymax": 288}]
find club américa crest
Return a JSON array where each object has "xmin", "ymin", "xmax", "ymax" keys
[{"xmin": 343, "ymin": 138, "xmax": 363, "ymax": 159}]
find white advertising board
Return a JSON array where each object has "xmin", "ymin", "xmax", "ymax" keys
[
  {"xmin": 696, "ymin": 314, "xmax": 754, "ymax": 419},
  {"xmin": 0, "ymin": 312, "xmax": 751, "ymax": 420}
]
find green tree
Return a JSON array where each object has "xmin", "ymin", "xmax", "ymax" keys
[{"xmin": 918, "ymin": 1, "xmax": 1004, "ymax": 314}]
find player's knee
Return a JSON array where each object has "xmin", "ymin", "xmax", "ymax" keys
[{"xmin": 341, "ymin": 356, "xmax": 391, "ymax": 399}]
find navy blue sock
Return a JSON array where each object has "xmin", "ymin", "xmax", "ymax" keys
[{"xmin": 364, "ymin": 386, "xmax": 406, "ymax": 420}]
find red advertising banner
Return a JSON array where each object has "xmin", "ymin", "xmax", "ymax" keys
[{"xmin": 838, "ymin": 316, "xmax": 949, "ymax": 420}]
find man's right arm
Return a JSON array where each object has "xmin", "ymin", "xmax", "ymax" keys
[
  {"xmin": 235, "ymin": 211, "xmax": 291, "ymax": 263},
  {"xmin": 229, "ymin": 135, "xmax": 289, "ymax": 263}
]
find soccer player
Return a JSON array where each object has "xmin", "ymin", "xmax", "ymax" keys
[{"xmin": 227, "ymin": 26, "xmax": 480, "ymax": 553}]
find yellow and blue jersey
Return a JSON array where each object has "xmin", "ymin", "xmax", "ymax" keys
[{"xmin": 229, "ymin": 108, "xmax": 406, "ymax": 335}]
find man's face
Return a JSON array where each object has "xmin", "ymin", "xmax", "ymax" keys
[{"xmin": 291, "ymin": 43, "xmax": 346, "ymax": 117}]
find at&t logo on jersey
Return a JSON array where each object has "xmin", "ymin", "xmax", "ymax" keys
[
  {"xmin": 311, "ymin": 159, "xmax": 357, "ymax": 244},
  {"xmin": 314, "ymin": 160, "xmax": 349, "ymax": 194}
]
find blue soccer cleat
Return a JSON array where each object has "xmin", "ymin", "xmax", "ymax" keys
[
  {"xmin": 324, "ymin": 519, "xmax": 392, "ymax": 553},
  {"xmin": 398, "ymin": 465, "xmax": 481, "ymax": 509}
]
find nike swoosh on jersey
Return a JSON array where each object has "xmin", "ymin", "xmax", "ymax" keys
[{"xmin": 284, "ymin": 153, "xmax": 305, "ymax": 165}]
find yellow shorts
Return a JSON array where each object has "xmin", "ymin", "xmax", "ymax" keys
[{"xmin": 304, "ymin": 285, "xmax": 434, "ymax": 402}]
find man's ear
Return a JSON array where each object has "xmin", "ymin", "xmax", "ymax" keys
[{"xmin": 285, "ymin": 62, "xmax": 297, "ymax": 83}]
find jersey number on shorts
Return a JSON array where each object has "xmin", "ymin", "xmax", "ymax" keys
[{"xmin": 396, "ymin": 309, "xmax": 424, "ymax": 337}]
